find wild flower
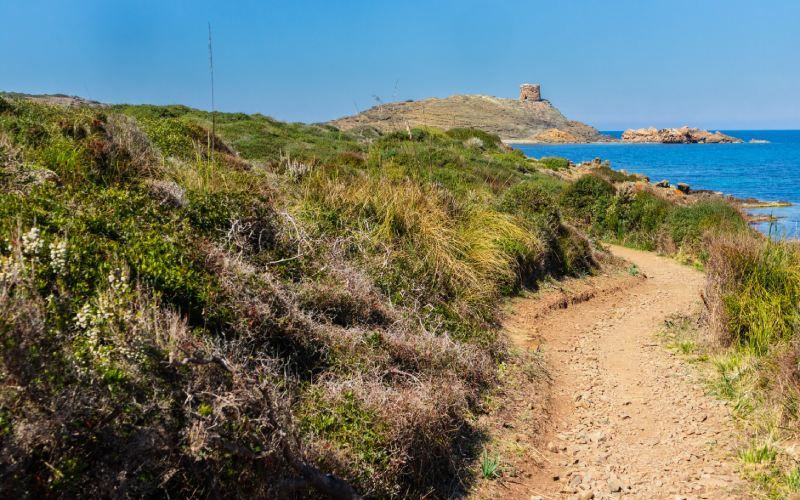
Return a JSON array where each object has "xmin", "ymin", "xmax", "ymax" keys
[
  {"xmin": 73, "ymin": 269, "xmax": 136, "ymax": 377},
  {"xmin": 280, "ymin": 152, "xmax": 314, "ymax": 180},
  {"xmin": 21, "ymin": 227, "xmax": 43, "ymax": 256},
  {"xmin": 49, "ymin": 239, "xmax": 67, "ymax": 273}
]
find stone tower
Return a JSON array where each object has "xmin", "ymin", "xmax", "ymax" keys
[{"xmin": 519, "ymin": 83, "xmax": 541, "ymax": 102}]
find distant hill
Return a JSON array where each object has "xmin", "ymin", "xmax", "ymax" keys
[
  {"xmin": 330, "ymin": 87, "xmax": 613, "ymax": 143},
  {"xmin": 0, "ymin": 91, "xmax": 106, "ymax": 108}
]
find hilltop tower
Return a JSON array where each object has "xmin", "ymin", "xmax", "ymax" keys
[{"xmin": 519, "ymin": 83, "xmax": 541, "ymax": 102}]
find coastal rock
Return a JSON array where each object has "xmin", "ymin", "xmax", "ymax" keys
[
  {"xmin": 655, "ymin": 179, "xmax": 670, "ymax": 188},
  {"xmin": 621, "ymin": 126, "xmax": 742, "ymax": 144},
  {"xmin": 676, "ymin": 183, "xmax": 691, "ymax": 194},
  {"xmin": 527, "ymin": 128, "xmax": 581, "ymax": 143}
]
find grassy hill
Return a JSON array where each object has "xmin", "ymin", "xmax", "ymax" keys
[
  {"xmin": 2, "ymin": 94, "xmax": 782, "ymax": 497},
  {"xmin": 329, "ymin": 94, "xmax": 613, "ymax": 143}
]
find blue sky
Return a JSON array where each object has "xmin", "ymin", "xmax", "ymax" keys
[{"xmin": 1, "ymin": 0, "xmax": 799, "ymax": 129}]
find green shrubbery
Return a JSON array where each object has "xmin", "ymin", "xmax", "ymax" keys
[
  {"xmin": 669, "ymin": 200, "xmax": 747, "ymax": 249},
  {"xmin": 558, "ymin": 171, "xmax": 747, "ymax": 259},
  {"xmin": 537, "ymin": 156, "xmax": 571, "ymax": 171},
  {"xmin": 445, "ymin": 127, "xmax": 503, "ymax": 150},
  {"xmin": 681, "ymin": 233, "xmax": 800, "ymax": 496},
  {"xmin": 0, "ymin": 97, "xmax": 602, "ymax": 497},
  {"xmin": 560, "ymin": 174, "xmax": 615, "ymax": 226}
]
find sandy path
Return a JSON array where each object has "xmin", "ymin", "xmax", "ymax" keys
[{"xmin": 508, "ymin": 245, "xmax": 747, "ymax": 499}]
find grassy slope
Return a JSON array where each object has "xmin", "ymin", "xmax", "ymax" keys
[{"xmin": 0, "ymin": 97, "xmax": 599, "ymax": 497}]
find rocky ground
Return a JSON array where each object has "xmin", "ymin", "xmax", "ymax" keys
[{"xmin": 475, "ymin": 245, "xmax": 748, "ymax": 499}]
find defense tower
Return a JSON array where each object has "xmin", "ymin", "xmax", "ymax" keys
[{"xmin": 519, "ymin": 83, "xmax": 541, "ymax": 102}]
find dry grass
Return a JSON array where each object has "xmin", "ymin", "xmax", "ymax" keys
[{"xmin": 303, "ymin": 173, "xmax": 542, "ymax": 324}]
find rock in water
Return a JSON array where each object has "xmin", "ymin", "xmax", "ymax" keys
[{"xmin": 621, "ymin": 126, "xmax": 742, "ymax": 143}]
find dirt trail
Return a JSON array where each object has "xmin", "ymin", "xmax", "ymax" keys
[{"xmin": 503, "ymin": 245, "xmax": 747, "ymax": 499}]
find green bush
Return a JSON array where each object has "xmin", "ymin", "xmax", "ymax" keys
[
  {"xmin": 669, "ymin": 200, "xmax": 746, "ymax": 248},
  {"xmin": 592, "ymin": 165, "xmax": 641, "ymax": 183},
  {"xmin": 446, "ymin": 127, "xmax": 503, "ymax": 150},
  {"xmin": 606, "ymin": 191, "xmax": 672, "ymax": 249},
  {"xmin": 537, "ymin": 156, "xmax": 570, "ymax": 171},
  {"xmin": 496, "ymin": 181, "xmax": 560, "ymax": 227},
  {"xmin": 560, "ymin": 174, "xmax": 615, "ymax": 227}
]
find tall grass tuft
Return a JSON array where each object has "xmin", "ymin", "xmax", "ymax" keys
[{"xmin": 705, "ymin": 234, "xmax": 800, "ymax": 353}]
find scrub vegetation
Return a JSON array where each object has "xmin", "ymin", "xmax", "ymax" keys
[
  {"xmin": 559, "ymin": 173, "xmax": 747, "ymax": 262},
  {"xmin": 0, "ymin": 96, "xmax": 601, "ymax": 498}
]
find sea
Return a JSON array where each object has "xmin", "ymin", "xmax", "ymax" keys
[{"xmin": 513, "ymin": 130, "xmax": 800, "ymax": 239}]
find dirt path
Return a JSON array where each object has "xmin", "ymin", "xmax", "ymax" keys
[{"xmin": 498, "ymin": 245, "xmax": 747, "ymax": 499}]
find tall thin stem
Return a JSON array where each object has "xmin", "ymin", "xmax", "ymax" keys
[{"xmin": 208, "ymin": 22, "xmax": 216, "ymax": 161}]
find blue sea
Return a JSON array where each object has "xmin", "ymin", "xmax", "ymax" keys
[{"xmin": 514, "ymin": 131, "xmax": 800, "ymax": 238}]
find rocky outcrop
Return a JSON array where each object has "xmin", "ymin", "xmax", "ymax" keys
[
  {"xmin": 527, "ymin": 128, "xmax": 582, "ymax": 144},
  {"xmin": 330, "ymin": 91, "xmax": 614, "ymax": 144},
  {"xmin": 621, "ymin": 127, "xmax": 742, "ymax": 144}
]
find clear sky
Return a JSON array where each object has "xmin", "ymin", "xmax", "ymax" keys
[{"xmin": 2, "ymin": 0, "xmax": 799, "ymax": 129}]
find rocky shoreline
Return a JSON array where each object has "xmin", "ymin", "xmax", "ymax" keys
[{"xmin": 541, "ymin": 157, "xmax": 791, "ymax": 225}]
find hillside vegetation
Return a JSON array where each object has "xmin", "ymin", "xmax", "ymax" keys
[{"xmin": 0, "ymin": 96, "xmax": 602, "ymax": 497}]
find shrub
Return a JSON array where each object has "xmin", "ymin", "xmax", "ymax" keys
[
  {"xmin": 446, "ymin": 128, "xmax": 503, "ymax": 150},
  {"xmin": 537, "ymin": 156, "xmax": 570, "ymax": 171},
  {"xmin": 0, "ymin": 96, "xmax": 12, "ymax": 114},
  {"xmin": 592, "ymin": 165, "xmax": 641, "ymax": 183},
  {"xmin": 605, "ymin": 191, "xmax": 672, "ymax": 249},
  {"xmin": 0, "ymin": 100, "xmax": 603, "ymax": 497},
  {"xmin": 560, "ymin": 174, "xmax": 615, "ymax": 227},
  {"xmin": 669, "ymin": 200, "xmax": 746, "ymax": 249}
]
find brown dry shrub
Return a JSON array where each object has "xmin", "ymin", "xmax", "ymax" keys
[
  {"xmin": 303, "ymin": 374, "xmax": 473, "ymax": 497},
  {"xmin": 377, "ymin": 325, "xmax": 493, "ymax": 388},
  {"xmin": 145, "ymin": 178, "xmax": 187, "ymax": 208},
  {"xmin": 773, "ymin": 339, "xmax": 800, "ymax": 425},
  {"xmin": 655, "ymin": 228, "xmax": 677, "ymax": 255},
  {"xmin": 103, "ymin": 114, "xmax": 161, "ymax": 177},
  {"xmin": 296, "ymin": 262, "xmax": 395, "ymax": 327},
  {"xmin": 194, "ymin": 229, "xmax": 496, "ymax": 495}
]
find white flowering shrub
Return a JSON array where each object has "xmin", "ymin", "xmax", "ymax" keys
[
  {"xmin": 72, "ymin": 269, "xmax": 148, "ymax": 382},
  {"xmin": 48, "ymin": 239, "xmax": 67, "ymax": 273},
  {"xmin": 21, "ymin": 226, "xmax": 43, "ymax": 257}
]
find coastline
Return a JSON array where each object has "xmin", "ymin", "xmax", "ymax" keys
[
  {"xmin": 511, "ymin": 132, "xmax": 800, "ymax": 237},
  {"xmin": 514, "ymin": 150, "xmax": 793, "ymax": 228}
]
